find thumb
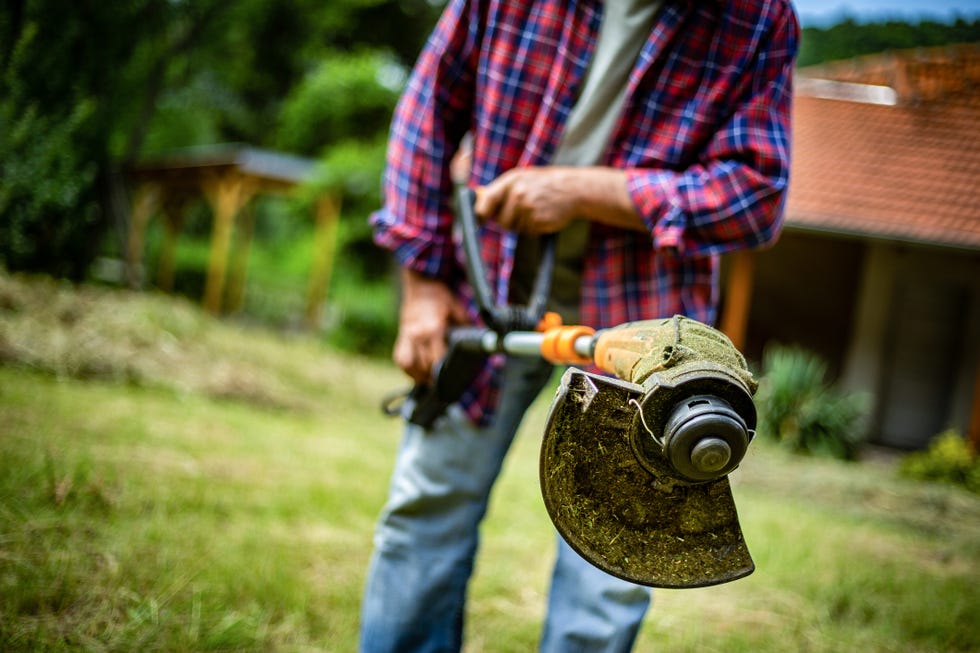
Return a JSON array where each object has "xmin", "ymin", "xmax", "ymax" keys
[
  {"xmin": 449, "ymin": 296, "xmax": 470, "ymax": 326},
  {"xmin": 473, "ymin": 184, "xmax": 499, "ymax": 221}
]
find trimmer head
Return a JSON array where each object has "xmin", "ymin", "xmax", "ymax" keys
[{"xmin": 540, "ymin": 367, "xmax": 755, "ymax": 588}]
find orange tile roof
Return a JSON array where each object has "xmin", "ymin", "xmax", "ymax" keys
[{"xmin": 785, "ymin": 46, "xmax": 980, "ymax": 251}]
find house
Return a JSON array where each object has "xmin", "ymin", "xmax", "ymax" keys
[{"xmin": 720, "ymin": 44, "xmax": 980, "ymax": 451}]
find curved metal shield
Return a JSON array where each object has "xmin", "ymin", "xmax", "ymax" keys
[{"xmin": 540, "ymin": 368, "xmax": 754, "ymax": 588}]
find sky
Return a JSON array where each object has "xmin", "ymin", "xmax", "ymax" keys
[{"xmin": 792, "ymin": 0, "xmax": 980, "ymax": 25}]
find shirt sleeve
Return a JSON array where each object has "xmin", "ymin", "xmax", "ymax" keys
[
  {"xmin": 370, "ymin": 0, "xmax": 480, "ymax": 279},
  {"xmin": 625, "ymin": 1, "xmax": 800, "ymax": 257}
]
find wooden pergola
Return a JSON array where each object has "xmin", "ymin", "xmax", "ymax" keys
[{"xmin": 126, "ymin": 144, "xmax": 339, "ymax": 327}]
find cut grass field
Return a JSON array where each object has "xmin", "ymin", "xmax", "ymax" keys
[{"xmin": 1, "ymin": 271, "xmax": 978, "ymax": 652}]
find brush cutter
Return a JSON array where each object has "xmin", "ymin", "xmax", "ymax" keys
[{"xmin": 383, "ymin": 186, "xmax": 759, "ymax": 588}]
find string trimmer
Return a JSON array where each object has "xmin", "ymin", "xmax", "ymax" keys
[{"xmin": 384, "ymin": 186, "xmax": 759, "ymax": 589}]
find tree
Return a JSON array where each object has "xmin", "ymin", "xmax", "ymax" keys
[
  {"xmin": 798, "ymin": 17, "xmax": 980, "ymax": 67},
  {"xmin": 0, "ymin": 0, "xmax": 236, "ymax": 278},
  {"xmin": 0, "ymin": 0, "xmax": 441, "ymax": 280}
]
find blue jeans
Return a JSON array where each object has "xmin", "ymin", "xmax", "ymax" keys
[{"xmin": 360, "ymin": 357, "xmax": 651, "ymax": 653}]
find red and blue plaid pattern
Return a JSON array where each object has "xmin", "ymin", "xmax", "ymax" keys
[{"xmin": 372, "ymin": 0, "xmax": 799, "ymax": 423}]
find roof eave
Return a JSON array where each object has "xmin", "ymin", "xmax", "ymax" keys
[{"xmin": 783, "ymin": 219, "xmax": 980, "ymax": 254}]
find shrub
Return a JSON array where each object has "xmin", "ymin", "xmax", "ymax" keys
[
  {"xmin": 275, "ymin": 51, "xmax": 402, "ymax": 156},
  {"xmin": 755, "ymin": 345, "xmax": 870, "ymax": 460},
  {"xmin": 898, "ymin": 430, "xmax": 980, "ymax": 494},
  {"xmin": 0, "ymin": 98, "xmax": 102, "ymax": 279}
]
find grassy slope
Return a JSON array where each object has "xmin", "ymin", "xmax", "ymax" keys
[{"xmin": 1, "ymin": 271, "xmax": 978, "ymax": 652}]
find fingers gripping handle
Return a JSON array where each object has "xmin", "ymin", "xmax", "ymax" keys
[{"xmin": 455, "ymin": 185, "xmax": 556, "ymax": 332}]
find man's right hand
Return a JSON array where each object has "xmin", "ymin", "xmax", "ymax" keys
[{"xmin": 393, "ymin": 268, "xmax": 469, "ymax": 384}]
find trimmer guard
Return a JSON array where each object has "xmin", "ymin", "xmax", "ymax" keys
[{"xmin": 540, "ymin": 368, "xmax": 754, "ymax": 588}]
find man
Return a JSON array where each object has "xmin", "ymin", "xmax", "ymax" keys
[{"xmin": 362, "ymin": 1, "xmax": 799, "ymax": 651}]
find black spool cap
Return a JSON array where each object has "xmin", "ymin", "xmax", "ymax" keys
[{"xmin": 663, "ymin": 395, "xmax": 750, "ymax": 482}]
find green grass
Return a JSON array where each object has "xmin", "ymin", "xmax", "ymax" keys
[{"xmin": 1, "ymin": 271, "xmax": 978, "ymax": 652}]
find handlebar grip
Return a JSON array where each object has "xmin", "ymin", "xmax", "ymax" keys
[{"xmin": 455, "ymin": 186, "xmax": 497, "ymax": 326}]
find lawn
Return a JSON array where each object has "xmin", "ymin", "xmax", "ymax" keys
[{"xmin": 1, "ymin": 271, "xmax": 977, "ymax": 652}]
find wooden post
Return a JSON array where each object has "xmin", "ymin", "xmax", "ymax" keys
[
  {"xmin": 305, "ymin": 193, "xmax": 342, "ymax": 329},
  {"xmin": 968, "ymin": 353, "xmax": 980, "ymax": 453},
  {"xmin": 225, "ymin": 200, "xmax": 257, "ymax": 314},
  {"xmin": 125, "ymin": 183, "xmax": 160, "ymax": 289},
  {"xmin": 156, "ymin": 195, "xmax": 189, "ymax": 293},
  {"xmin": 720, "ymin": 249, "xmax": 756, "ymax": 351},
  {"xmin": 201, "ymin": 174, "xmax": 247, "ymax": 315}
]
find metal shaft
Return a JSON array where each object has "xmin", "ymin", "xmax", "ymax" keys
[{"xmin": 476, "ymin": 330, "xmax": 595, "ymax": 362}]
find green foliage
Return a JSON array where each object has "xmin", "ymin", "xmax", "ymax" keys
[
  {"xmin": 241, "ymin": 201, "xmax": 396, "ymax": 357},
  {"xmin": 139, "ymin": 73, "xmax": 247, "ymax": 154},
  {"xmin": 0, "ymin": 98, "xmax": 100, "ymax": 278},
  {"xmin": 307, "ymin": 136, "xmax": 391, "ymax": 272},
  {"xmin": 0, "ymin": 16, "xmax": 105, "ymax": 279},
  {"xmin": 0, "ymin": 0, "xmax": 439, "ymax": 281},
  {"xmin": 276, "ymin": 51, "xmax": 403, "ymax": 155},
  {"xmin": 309, "ymin": 137, "xmax": 389, "ymax": 202},
  {"xmin": 323, "ymin": 274, "xmax": 397, "ymax": 357},
  {"xmin": 798, "ymin": 18, "xmax": 980, "ymax": 67},
  {"xmin": 755, "ymin": 345, "xmax": 870, "ymax": 460},
  {"xmin": 899, "ymin": 430, "xmax": 980, "ymax": 494},
  {"xmin": 0, "ymin": 0, "xmax": 229, "ymax": 278},
  {"xmin": 294, "ymin": 136, "xmax": 396, "ymax": 355}
]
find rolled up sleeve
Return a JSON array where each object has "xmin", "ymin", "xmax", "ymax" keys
[
  {"xmin": 370, "ymin": 0, "xmax": 479, "ymax": 279},
  {"xmin": 625, "ymin": 1, "xmax": 798, "ymax": 257}
]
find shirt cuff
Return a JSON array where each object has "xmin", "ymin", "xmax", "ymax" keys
[
  {"xmin": 625, "ymin": 169, "xmax": 687, "ymax": 254},
  {"xmin": 370, "ymin": 207, "xmax": 455, "ymax": 279}
]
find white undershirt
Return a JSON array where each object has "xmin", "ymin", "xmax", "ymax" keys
[
  {"xmin": 514, "ymin": 0, "xmax": 663, "ymax": 322},
  {"xmin": 553, "ymin": 0, "xmax": 663, "ymax": 166}
]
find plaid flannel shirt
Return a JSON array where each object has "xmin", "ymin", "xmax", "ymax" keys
[{"xmin": 372, "ymin": 0, "xmax": 799, "ymax": 425}]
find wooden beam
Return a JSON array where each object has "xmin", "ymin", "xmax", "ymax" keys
[
  {"xmin": 201, "ymin": 174, "xmax": 250, "ymax": 315},
  {"xmin": 305, "ymin": 194, "xmax": 342, "ymax": 329},
  {"xmin": 125, "ymin": 183, "xmax": 160, "ymax": 289},
  {"xmin": 968, "ymin": 352, "xmax": 980, "ymax": 453},
  {"xmin": 720, "ymin": 249, "xmax": 756, "ymax": 351},
  {"xmin": 225, "ymin": 201, "xmax": 256, "ymax": 315},
  {"xmin": 155, "ymin": 195, "xmax": 190, "ymax": 293}
]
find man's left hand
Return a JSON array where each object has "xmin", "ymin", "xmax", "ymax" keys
[
  {"xmin": 474, "ymin": 166, "xmax": 644, "ymax": 234},
  {"xmin": 475, "ymin": 167, "xmax": 582, "ymax": 234}
]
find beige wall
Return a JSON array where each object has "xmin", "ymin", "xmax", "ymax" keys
[
  {"xmin": 841, "ymin": 242, "xmax": 980, "ymax": 449},
  {"xmin": 734, "ymin": 231, "xmax": 980, "ymax": 450}
]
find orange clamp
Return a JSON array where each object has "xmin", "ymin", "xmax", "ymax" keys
[
  {"xmin": 540, "ymin": 325, "xmax": 596, "ymax": 366},
  {"xmin": 535, "ymin": 311, "xmax": 564, "ymax": 332}
]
